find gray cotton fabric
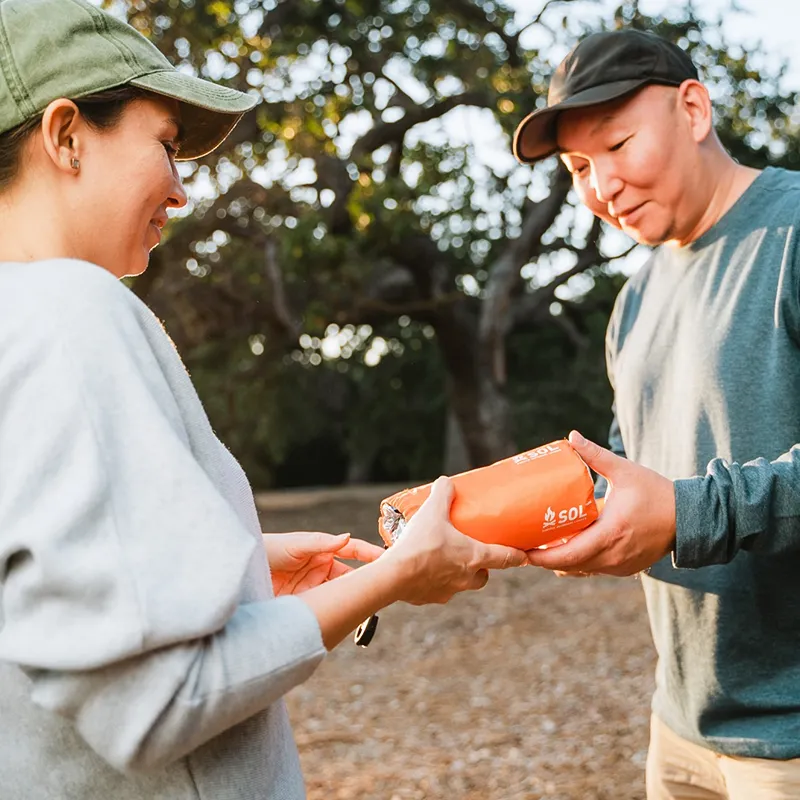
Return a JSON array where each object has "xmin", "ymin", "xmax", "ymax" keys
[
  {"xmin": 0, "ymin": 259, "xmax": 326, "ymax": 798},
  {"xmin": 602, "ymin": 166, "xmax": 800, "ymax": 758}
]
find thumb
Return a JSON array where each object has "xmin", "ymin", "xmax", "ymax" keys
[
  {"xmin": 424, "ymin": 475, "xmax": 455, "ymax": 515},
  {"xmin": 568, "ymin": 430, "xmax": 623, "ymax": 480},
  {"xmin": 324, "ymin": 532, "xmax": 352, "ymax": 551},
  {"xmin": 474, "ymin": 542, "xmax": 528, "ymax": 570}
]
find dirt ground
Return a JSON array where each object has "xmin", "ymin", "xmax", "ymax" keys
[{"xmin": 256, "ymin": 485, "xmax": 656, "ymax": 800}]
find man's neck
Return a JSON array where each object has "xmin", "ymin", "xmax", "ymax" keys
[{"xmin": 671, "ymin": 152, "xmax": 761, "ymax": 248}]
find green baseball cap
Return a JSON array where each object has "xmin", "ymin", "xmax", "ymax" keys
[
  {"xmin": 0, "ymin": 0, "xmax": 257, "ymax": 160},
  {"xmin": 513, "ymin": 30, "xmax": 698, "ymax": 164}
]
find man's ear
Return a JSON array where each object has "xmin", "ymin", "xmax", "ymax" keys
[
  {"xmin": 39, "ymin": 99, "xmax": 83, "ymax": 174},
  {"xmin": 677, "ymin": 79, "xmax": 713, "ymax": 145}
]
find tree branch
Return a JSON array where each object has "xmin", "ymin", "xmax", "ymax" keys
[
  {"xmin": 516, "ymin": 0, "xmax": 586, "ymax": 39},
  {"xmin": 263, "ymin": 238, "xmax": 301, "ymax": 340},
  {"xmin": 256, "ymin": 0, "xmax": 294, "ymax": 39},
  {"xmin": 511, "ymin": 216, "xmax": 604, "ymax": 325},
  {"xmin": 478, "ymin": 166, "xmax": 572, "ymax": 385},
  {"xmin": 350, "ymin": 90, "xmax": 493, "ymax": 160},
  {"xmin": 552, "ymin": 309, "xmax": 589, "ymax": 349},
  {"xmin": 346, "ymin": 292, "xmax": 464, "ymax": 322},
  {"xmin": 448, "ymin": 0, "xmax": 525, "ymax": 68}
]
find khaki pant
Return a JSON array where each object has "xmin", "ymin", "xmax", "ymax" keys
[{"xmin": 647, "ymin": 715, "xmax": 800, "ymax": 800}]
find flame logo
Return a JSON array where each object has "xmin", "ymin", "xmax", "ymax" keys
[{"xmin": 544, "ymin": 507, "xmax": 555, "ymax": 523}]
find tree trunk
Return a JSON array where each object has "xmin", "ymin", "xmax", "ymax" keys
[
  {"xmin": 443, "ymin": 403, "xmax": 471, "ymax": 476},
  {"xmin": 446, "ymin": 372, "xmax": 515, "ymax": 468},
  {"xmin": 434, "ymin": 310, "xmax": 516, "ymax": 469},
  {"xmin": 346, "ymin": 446, "xmax": 376, "ymax": 485}
]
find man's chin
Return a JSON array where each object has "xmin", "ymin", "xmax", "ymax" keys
[{"xmin": 620, "ymin": 223, "xmax": 667, "ymax": 247}]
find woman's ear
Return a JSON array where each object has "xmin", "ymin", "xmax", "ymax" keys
[
  {"xmin": 39, "ymin": 99, "xmax": 83, "ymax": 175},
  {"xmin": 678, "ymin": 80, "xmax": 713, "ymax": 145}
]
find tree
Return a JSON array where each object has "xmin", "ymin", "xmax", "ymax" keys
[{"xmin": 104, "ymin": 0, "xmax": 800, "ymax": 482}]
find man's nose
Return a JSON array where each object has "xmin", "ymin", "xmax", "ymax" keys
[{"xmin": 590, "ymin": 163, "xmax": 623, "ymax": 205}]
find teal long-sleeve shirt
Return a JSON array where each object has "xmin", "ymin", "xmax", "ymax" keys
[{"xmin": 605, "ymin": 166, "xmax": 800, "ymax": 759}]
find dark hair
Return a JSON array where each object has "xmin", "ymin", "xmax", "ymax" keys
[{"xmin": 0, "ymin": 85, "xmax": 150, "ymax": 191}]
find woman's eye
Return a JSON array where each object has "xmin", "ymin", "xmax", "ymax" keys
[
  {"xmin": 163, "ymin": 142, "xmax": 179, "ymax": 157},
  {"xmin": 573, "ymin": 164, "xmax": 589, "ymax": 178}
]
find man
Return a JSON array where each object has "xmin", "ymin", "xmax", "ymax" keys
[{"xmin": 514, "ymin": 29, "xmax": 800, "ymax": 799}]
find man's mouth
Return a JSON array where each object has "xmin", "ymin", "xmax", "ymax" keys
[{"xmin": 613, "ymin": 202, "xmax": 647, "ymax": 225}]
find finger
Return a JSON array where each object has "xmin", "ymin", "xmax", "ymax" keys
[
  {"xmin": 275, "ymin": 554, "xmax": 328, "ymax": 590},
  {"xmin": 423, "ymin": 475, "xmax": 454, "ymax": 515},
  {"xmin": 554, "ymin": 570, "xmax": 592, "ymax": 578},
  {"xmin": 328, "ymin": 560, "xmax": 353, "ymax": 579},
  {"xmin": 303, "ymin": 553, "xmax": 333, "ymax": 568},
  {"xmin": 334, "ymin": 538, "xmax": 385, "ymax": 563},
  {"xmin": 291, "ymin": 561, "xmax": 337, "ymax": 593},
  {"xmin": 525, "ymin": 524, "xmax": 608, "ymax": 572},
  {"xmin": 285, "ymin": 532, "xmax": 351, "ymax": 557},
  {"xmin": 568, "ymin": 430, "xmax": 625, "ymax": 483},
  {"xmin": 468, "ymin": 568, "xmax": 489, "ymax": 591},
  {"xmin": 473, "ymin": 542, "xmax": 529, "ymax": 570}
]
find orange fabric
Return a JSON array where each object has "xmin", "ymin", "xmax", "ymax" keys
[{"xmin": 379, "ymin": 439, "xmax": 602, "ymax": 550}]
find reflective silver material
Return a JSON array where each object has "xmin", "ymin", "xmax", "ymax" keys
[{"xmin": 381, "ymin": 503, "xmax": 407, "ymax": 543}]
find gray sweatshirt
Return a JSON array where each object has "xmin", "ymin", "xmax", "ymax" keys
[
  {"xmin": 0, "ymin": 259, "xmax": 326, "ymax": 798},
  {"xmin": 605, "ymin": 167, "xmax": 800, "ymax": 758}
]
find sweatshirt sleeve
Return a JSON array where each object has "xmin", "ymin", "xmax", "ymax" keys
[
  {"xmin": 672, "ymin": 233, "xmax": 800, "ymax": 569},
  {"xmin": 673, "ymin": 447, "xmax": 800, "ymax": 567},
  {"xmin": 0, "ymin": 264, "xmax": 325, "ymax": 773}
]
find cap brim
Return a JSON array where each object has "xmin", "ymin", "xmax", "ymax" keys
[
  {"xmin": 512, "ymin": 78, "xmax": 650, "ymax": 165},
  {"xmin": 131, "ymin": 70, "xmax": 257, "ymax": 161}
]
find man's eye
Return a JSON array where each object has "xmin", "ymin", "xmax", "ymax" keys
[
  {"xmin": 609, "ymin": 136, "xmax": 632, "ymax": 152},
  {"xmin": 163, "ymin": 142, "xmax": 179, "ymax": 156}
]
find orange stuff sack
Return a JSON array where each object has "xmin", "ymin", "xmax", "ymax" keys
[{"xmin": 378, "ymin": 439, "xmax": 600, "ymax": 550}]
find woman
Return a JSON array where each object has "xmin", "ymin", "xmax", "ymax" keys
[{"xmin": 0, "ymin": 1, "xmax": 528, "ymax": 798}]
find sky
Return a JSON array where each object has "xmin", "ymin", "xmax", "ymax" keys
[{"xmin": 509, "ymin": 0, "xmax": 800, "ymax": 88}]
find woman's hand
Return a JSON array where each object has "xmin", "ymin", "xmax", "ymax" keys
[
  {"xmin": 384, "ymin": 476, "xmax": 529, "ymax": 605},
  {"xmin": 295, "ymin": 478, "xmax": 528, "ymax": 650},
  {"xmin": 263, "ymin": 532, "xmax": 385, "ymax": 596}
]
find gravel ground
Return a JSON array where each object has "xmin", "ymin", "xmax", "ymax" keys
[{"xmin": 257, "ymin": 485, "xmax": 656, "ymax": 800}]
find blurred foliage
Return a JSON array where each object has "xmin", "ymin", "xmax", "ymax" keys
[{"xmin": 102, "ymin": 0, "xmax": 800, "ymax": 486}]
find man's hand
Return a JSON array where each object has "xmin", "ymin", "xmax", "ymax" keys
[
  {"xmin": 526, "ymin": 431, "xmax": 677, "ymax": 577},
  {"xmin": 263, "ymin": 532, "xmax": 385, "ymax": 596}
]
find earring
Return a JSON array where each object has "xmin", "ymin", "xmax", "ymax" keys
[{"xmin": 70, "ymin": 157, "xmax": 80, "ymax": 170}]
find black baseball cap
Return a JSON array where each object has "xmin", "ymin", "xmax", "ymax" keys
[{"xmin": 513, "ymin": 30, "xmax": 698, "ymax": 164}]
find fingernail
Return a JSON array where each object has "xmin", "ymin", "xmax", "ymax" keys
[
  {"xmin": 570, "ymin": 430, "xmax": 586, "ymax": 447},
  {"xmin": 338, "ymin": 532, "xmax": 351, "ymax": 539}
]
